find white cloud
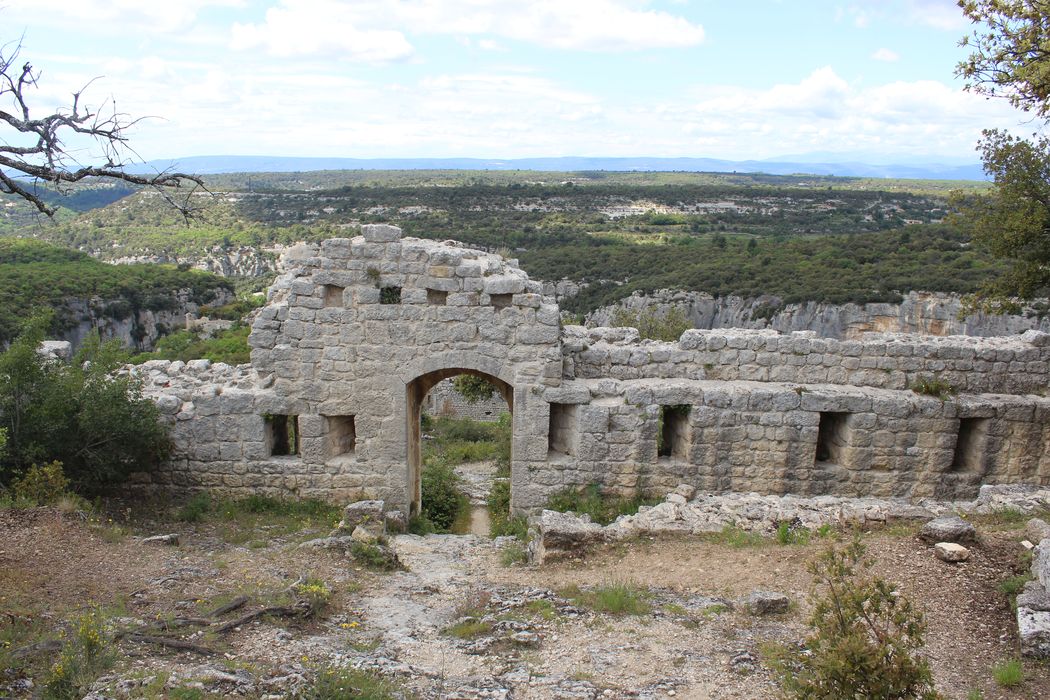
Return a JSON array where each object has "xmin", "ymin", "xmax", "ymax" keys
[
  {"xmin": 6, "ymin": 0, "xmax": 244, "ymax": 33},
  {"xmin": 905, "ymin": 0, "xmax": 966, "ymax": 30},
  {"xmin": 229, "ymin": 0, "xmax": 705, "ymax": 58},
  {"xmin": 871, "ymin": 47, "xmax": 899, "ymax": 62},
  {"xmin": 230, "ymin": 1, "xmax": 414, "ymax": 62}
]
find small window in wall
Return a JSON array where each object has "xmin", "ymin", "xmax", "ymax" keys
[
  {"xmin": 815, "ymin": 412, "xmax": 850, "ymax": 465},
  {"xmin": 951, "ymin": 417, "xmax": 990, "ymax": 472},
  {"xmin": 658, "ymin": 405, "xmax": 691, "ymax": 460},
  {"xmin": 326, "ymin": 415, "xmax": 356, "ymax": 457},
  {"xmin": 322, "ymin": 284, "xmax": 345, "ymax": 307},
  {"xmin": 380, "ymin": 286, "xmax": 402, "ymax": 304},
  {"xmin": 427, "ymin": 289, "xmax": 448, "ymax": 306},
  {"xmin": 490, "ymin": 293, "xmax": 513, "ymax": 309},
  {"xmin": 267, "ymin": 414, "xmax": 300, "ymax": 456},
  {"xmin": 548, "ymin": 403, "xmax": 578, "ymax": 457}
]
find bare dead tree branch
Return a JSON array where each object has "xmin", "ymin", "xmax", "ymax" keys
[{"xmin": 0, "ymin": 39, "xmax": 206, "ymax": 219}]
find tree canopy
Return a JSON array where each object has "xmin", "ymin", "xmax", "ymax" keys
[{"xmin": 954, "ymin": 1, "xmax": 1050, "ymax": 304}]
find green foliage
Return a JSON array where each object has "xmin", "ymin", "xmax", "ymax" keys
[
  {"xmin": 708, "ymin": 524, "xmax": 766, "ymax": 548},
  {"xmin": 446, "ymin": 619, "xmax": 493, "ymax": 640},
  {"xmin": 452, "ymin": 374, "xmax": 498, "ymax": 403},
  {"xmin": 545, "ymin": 482, "xmax": 658, "ymax": 526},
  {"xmin": 133, "ymin": 325, "xmax": 251, "ymax": 365},
  {"xmin": 43, "ymin": 610, "xmax": 117, "ymax": 700},
  {"xmin": 772, "ymin": 538, "xmax": 940, "ymax": 700},
  {"xmin": 294, "ymin": 577, "xmax": 332, "ymax": 617},
  {"xmin": 420, "ymin": 462, "xmax": 469, "ymax": 532},
  {"xmin": 176, "ymin": 492, "xmax": 213, "ymax": 522},
  {"xmin": 302, "ymin": 664, "xmax": 403, "ymax": 700},
  {"xmin": 958, "ymin": 1, "xmax": 1050, "ymax": 118},
  {"xmin": 562, "ymin": 582, "xmax": 651, "ymax": 616},
  {"xmin": 487, "ymin": 477, "xmax": 529, "ymax": 539},
  {"xmin": 909, "ymin": 376, "xmax": 958, "ymax": 401},
  {"xmin": 0, "ymin": 320, "xmax": 169, "ymax": 493},
  {"xmin": 775, "ymin": 522, "xmax": 812, "ymax": 546},
  {"xmin": 609, "ymin": 306, "xmax": 691, "ymax": 341},
  {"xmin": 992, "ymin": 659, "xmax": 1025, "ymax": 688},
  {"xmin": 500, "ymin": 541, "xmax": 528, "ymax": 566},
  {"xmin": 349, "ymin": 541, "xmax": 403, "ymax": 571},
  {"xmin": 953, "ymin": 3, "xmax": 1050, "ymax": 304},
  {"xmin": 422, "ymin": 414, "xmax": 511, "ymax": 468},
  {"xmin": 0, "ymin": 239, "xmax": 231, "ymax": 345},
  {"xmin": 11, "ymin": 461, "xmax": 70, "ymax": 505}
]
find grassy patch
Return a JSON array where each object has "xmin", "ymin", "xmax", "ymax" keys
[
  {"xmin": 775, "ymin": 522, "xmax": 812, "ymax": 546},
  {"xmin": 500, "ymin": 541, "xmax": 528, "ymax": 567},
  {"xmin": 705, "ymin": 524, "xmax": 766, "ymax": 548},
  {"xmin": 445, "ymin": 619, "xmax": 493, "ymax": 640},
  {"xmin": 562, "ymin": 582, "xmax": 651, "ymax": 616},
  {"xmin": 305, "ymin": 664, "xmax": 404, "ymax": 700},
  {"xmin": 172, "ymin": 493, "xmax": 340, "ymax": 544},
  {"xmin": 992, "ymin": 659, "xmax": 1024, "ymax": 688},
  {"xmin": 545, "ymin": 482, "xmax": 659, "ymax": 525}
]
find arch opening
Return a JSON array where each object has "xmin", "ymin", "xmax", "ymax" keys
[{"xmin": 406, "ymin": 368, "xmax": 513, "ymax": 522}]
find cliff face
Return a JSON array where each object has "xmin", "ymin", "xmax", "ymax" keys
[
  {"xmin": 585, "ymin": 290, "xmax": 1050, "ymax": 339},
  {"xmin": 56, "ymin": 287, "xmax": 235, "ymax": 352},
  {"xmin": 108, "ymin": 245, "xmax": 280, "ymax": 278}
]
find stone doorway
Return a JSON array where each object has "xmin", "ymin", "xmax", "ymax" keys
[{"xmin": 406, "ymin": 368, "xmax": 513, "ymax": 519}]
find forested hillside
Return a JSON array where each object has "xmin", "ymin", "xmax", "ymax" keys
[
  {"xmin": 0, "ymin": 171, "xmax": 1011, "ymax": 315},
  {"xmin": 0, "ymin": 239, "xmax": 233, "ymax": 345}
]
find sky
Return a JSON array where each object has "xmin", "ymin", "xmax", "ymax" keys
[{"xmin": 1, "ymin": 0, "xmax": 1037, "ymax": 164}]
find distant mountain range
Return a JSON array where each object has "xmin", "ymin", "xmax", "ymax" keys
[{"xmin": 131, "ymin": 155, "xmax": 987, "ymax": 181}]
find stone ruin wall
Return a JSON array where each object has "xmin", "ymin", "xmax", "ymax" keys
[
  {"xmin": 423, "ymin": 378, "xmax": 509, "ymax": 422},
  {"xmin": 133, "ymin": 225, "xmax": 1050, "ymax": 515}
]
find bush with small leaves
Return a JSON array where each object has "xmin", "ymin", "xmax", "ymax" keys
[
  {"xmin": 11, "ymin": 461, "xmax": 70, "ymax": 505},
  {"xmin": 772, "ymin": 538, "xmax": 941, "ymax": 699}
]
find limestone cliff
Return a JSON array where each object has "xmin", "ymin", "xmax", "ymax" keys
[{"xmin": 584, "ymin": 289, "xmax": 1050, "ymax": 339}]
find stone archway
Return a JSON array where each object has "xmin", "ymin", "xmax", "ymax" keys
[{"xmin": 406, "ymin": 367, "xmax": 513, "ymax": 516}]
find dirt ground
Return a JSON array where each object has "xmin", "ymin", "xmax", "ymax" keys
[{"xmin": 0, "ymin": 503, "xmax": 1047, "ymax": 699}]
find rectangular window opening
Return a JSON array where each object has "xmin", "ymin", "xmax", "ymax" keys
[
  {"xmin": 490, "ymin": 293, "xmax": 513, "ymax": 309},
  {"xmin": 322, "ymin": 284, "xmax": 345, "ymax": 308},
  {"xmin": 658, "ymin": 405, "xmax": 691, "ymax": 460},
  {"xmin": 951, "ymin": 417, "xmax": 989, "ymax": 472},
  {"xmin": 326, "ymin": 414, "xmax": 356, "ymax": 457},
  {"xmin": 427, "ymin": 289, "xmax": 448, "ymax": 306},
  {"xmin": 548, "ymin": 403, "xmax": 577, "ymax": 457},
  {"xmin": 815, "ymin": 412, "xmax": 850, "ymax": 466},
  {"xmin": 379, "ymin": 286, "xmax": 402, "ymax": 304},
  {"xmin": 267, "ymin": 414, "xmax": 300, "ymax": 457}
]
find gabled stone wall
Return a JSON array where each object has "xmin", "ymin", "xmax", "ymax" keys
[{"xmin": 136, "ymin": 225, "xmax": 1050, "ymax": 514}]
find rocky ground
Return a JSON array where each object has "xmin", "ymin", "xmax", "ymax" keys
[{"xmin": 1, "ymin": 497, "xmax": 1048, "ymax": 699}]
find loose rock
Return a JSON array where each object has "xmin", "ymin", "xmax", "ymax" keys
[
  {"xmin": 918, "ymin": 515, "xmax": 977, "ymax": 546},
  {"xmin": 742, "ymin": 591, "xmax": 790, "ymax": 615},
  {"xmin": 934, "ymin": 542, "xmax": 971, "ymax": 563}
]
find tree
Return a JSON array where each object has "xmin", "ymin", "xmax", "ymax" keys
[
  {"xmin": 0, "ymin": 40, "xmax": 202, "ymax": 217},
  {"xmin": 0, "ymin": 316, "xmax": 170, "ymax": 493},
  {"xmin": 953, "ymin": 1, "xmax": 1050, "ymax": 305},
  {"xmin": 453, "ymin": 374, "xmax": 498, "ymax": 403}
]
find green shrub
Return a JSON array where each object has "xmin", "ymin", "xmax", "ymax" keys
[
  {"xmin": 11, "ymin": 461, "xmax": 70, "ymax": 505},
  {"xmin": 772, "ymin": 538, "xmax": 940, "ymax": 699},
  {"xmin": 609, "ymin": 306, "xmax": 692, "ymax": 341},
  {"xmin": 420, "ymin": 462, "xmax": 469, "ymax": 532},
  {"xmin": 500, "ymin": 541, "xmax": 528, "ymax": 566},
  {"xmin": 545, "ymin": 482, "xmax": 657, "ymax": 525},
  {"xmin": 177, "ymin": 492, "xmax": 213, "ymax": 522},
  {"xmin": 775, "ymin": 521, "xmax": 811, "ymax": 546},
  {"xmin": 350, "ymin": 541, "xmax": 402, "ymax": 571},
  {"xmin": 0, "ymin": 319, "xmax": 169, "ymax": 493},
  {"xmin": 294, "ymin": 577, "xmax": 332, "ymax": 617},
  {"xmin": 452, "ymin": 374, "xmax": 498, "ymax": 403},
  {"xmin": 909, "ymin": 376, "xmax": 958, "ymax": 401},
  {"xmin": 42, "ymin": 610, "xmax": 116, "ymax": 700},
  {"xmin": 132, "ymin": 325, "xmax": 251, "ymax": 365},
  {"xmin": 992, "ymin": 659, "xmax": 1024, "ymax": 688}
]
